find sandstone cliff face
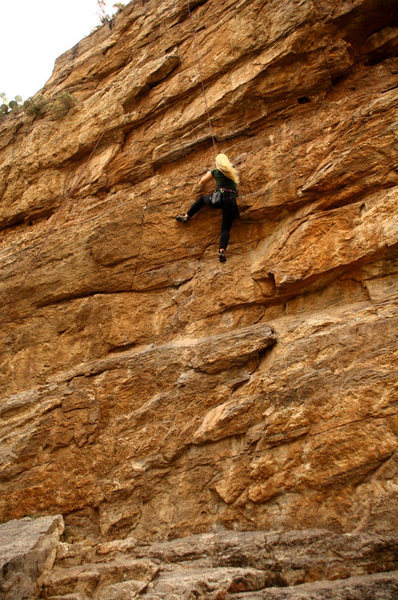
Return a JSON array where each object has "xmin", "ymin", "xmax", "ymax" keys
[{"xmin": 0, "ymin": 0, "xmax": 397, "ymax": 546}]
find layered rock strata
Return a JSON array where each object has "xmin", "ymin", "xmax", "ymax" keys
[
  {"xmin": 43, "ymin": 528, "xmax": 398, "ymax": 599},
  {"xmin": 3, "ymin": 519, "xmax": 398, "ymax": 600},
  {"xmin": 0, "ymin": 0, "xmax": 397, "ymax": 549}
]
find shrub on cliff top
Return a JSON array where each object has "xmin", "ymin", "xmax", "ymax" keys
[
  {"xmin": 23, "ymin": 92, "xmax": 76, "ymax": 120},
  {"xmin": 98, "ymin": 0, "xmax": 126, "ymax": 21},
  {"xmin": 50, "ymin": 92, "xmax": 76, "ymax": 119},
  {"xmin": 113, "ymin": 2, "xmax": 125, "ymax": 13},
  {"xmin": 0, "ymin": 91, "xmax": 76, "ymax": 122},
  {"xmin": 23, "ymin": 96, "xmax": 48, "ymax": 118},
  {"xmin": 90, "ymin": 1, "xmax": 125, "ymax": 33}
]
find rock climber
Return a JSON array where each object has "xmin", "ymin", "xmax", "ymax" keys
[{"xmin": 176, "ymin": 153, "xmax": 239, "ymax": 263}]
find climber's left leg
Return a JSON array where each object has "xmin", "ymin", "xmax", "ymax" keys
[{"xmin": 176, "ymin": 195, "xmax": 211, "ymax": 222}]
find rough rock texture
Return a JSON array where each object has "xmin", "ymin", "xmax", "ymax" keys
[
  {"xmin": 0, "ymin": 0, "xmax": 398, "ymax": 552},
  {"xmin": 2, "ymin": 524, "xmax": 397, "ymax": 599},
  {"xmin": 0, "ymin": 515, "xmax": 64, "ymax": 600},
  {"xmin": 38, "ymin": 529, "xmax": 398, "ymax": 599}
]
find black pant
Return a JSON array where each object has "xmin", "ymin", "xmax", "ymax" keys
[{"xmin": 187, "ymin": 192, "xmax": 239, "ymax": 250}]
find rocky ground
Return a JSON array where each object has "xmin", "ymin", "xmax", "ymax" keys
[
  {"xmin": 0, "ymin": 0, "xmax": 397, "ymax": 588},
  {"xmin": 1, "ymin": 516, "xmax": 398, "ymax": 599}
]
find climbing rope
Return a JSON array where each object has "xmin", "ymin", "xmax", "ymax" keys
[{"xmin": 185, "ymin": 0, "xmax": 218, "ymax": 152}]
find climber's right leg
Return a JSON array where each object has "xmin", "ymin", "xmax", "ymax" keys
[{"xmin": 218, "ymin": 202, "xmax": 236, "ymax": 262}]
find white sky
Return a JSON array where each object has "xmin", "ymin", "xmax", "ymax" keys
[{"xmin": 0, "ymin": 0, "xmax": 122, "ymax": 101}]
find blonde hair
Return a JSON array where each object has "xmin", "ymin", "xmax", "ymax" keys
[{"xmin": 215, "ymin": 153, "xmax": 239, "ymax": 185}]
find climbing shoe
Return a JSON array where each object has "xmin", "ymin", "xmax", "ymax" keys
[
  {"xmin": 219, "ymin": 250, "xmax": 226, "ymax": 263},
  {"xmin": 176, "ymin": 214, "xmax": 189, "ymax": 223}
]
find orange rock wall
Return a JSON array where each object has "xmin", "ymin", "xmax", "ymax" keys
[{"xmin": 0, "ymin": 0, "xmax": 397, "ymax": 542}]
